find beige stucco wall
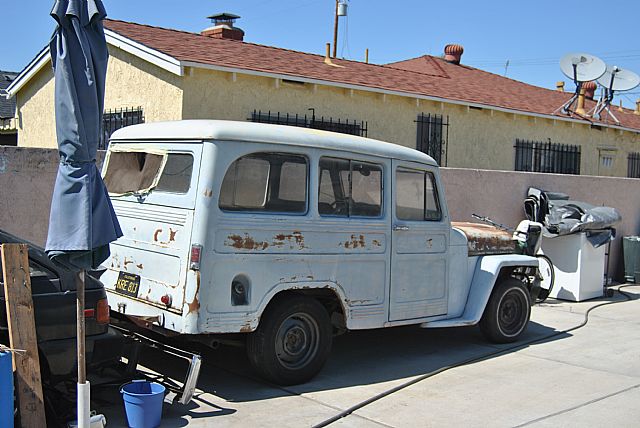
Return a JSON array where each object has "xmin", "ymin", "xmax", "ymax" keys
[
  {"xmin": 15, "ymin": 48, "xmax": 640, "ymax": 176},
  {"xmin": 15, "ymin": 46, "xmax": 184, "ymax": 149},
  {"xmin": 180, "ymin": 68, "xmax": 640, "ymax": 177}
]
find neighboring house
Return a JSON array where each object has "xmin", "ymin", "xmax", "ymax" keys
[
  {"xmin": 6, "ymin": 15, "xmax": 640, "ymax": 177},
  {"xmin": 0, "ymin": 71, "xmax": 18, "ymax": 146}
]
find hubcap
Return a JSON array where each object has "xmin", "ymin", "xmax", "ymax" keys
[
  {"xmin": 275, "ymin": 312, "xmax": 320, "ymax": 369},
  {"xmin": 498, "ymin": 289, "xmax": 527, "ymax": 336}
]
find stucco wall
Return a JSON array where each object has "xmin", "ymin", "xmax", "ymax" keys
[
  {"xmin": 181, "ymin": 68, "xmax": 640, "ymax": 177},
  {"xmin": 1, "ymin": 146, "xmax": 637, "ymax": 281},
  {"xmin": 14, "ymin": 46, "xmax": 184, "ymax": 149},
  {"xmin": 441, "ymin": 167, "xmax": 640, "ymax": 280}
]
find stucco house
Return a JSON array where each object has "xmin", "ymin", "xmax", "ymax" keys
[
  {"xmin": 6, "ymin": 15, "xmax": 640, "ymax": 177},
  {"xmin": 0, "ymin": 71, "xmax": 18, "ymax": 146}
]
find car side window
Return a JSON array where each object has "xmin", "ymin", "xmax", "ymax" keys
[
  {"xmin": 219, "ymin": 153, "xmax": 308, "ymax": 214},
  {"xmin": 318, "ymin": 157, "xmax": 382, "ymax": 217},
  {"xmin": 396, "ymin": 168, "xmax": 442, "ymax": 221}
]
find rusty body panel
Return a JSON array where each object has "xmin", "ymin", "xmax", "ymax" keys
[{"xmin": 452, "ymin": 222, "xmax": 518, "ymax": 256}]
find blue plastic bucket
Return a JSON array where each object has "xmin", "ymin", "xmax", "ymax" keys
[
  {"xmin": 121, "ymin": 380, "xmax": 165, "ymax": 428},
  {"xmin": 0, "ymin": 352, "xmax": 13, "ymax": 428}
]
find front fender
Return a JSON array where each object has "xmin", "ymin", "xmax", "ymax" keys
[{"xmin": 461, "ymin": 254, "xmax": 538, "ymax": 325}]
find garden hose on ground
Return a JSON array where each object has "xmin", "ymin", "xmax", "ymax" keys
[{"xmin": 311, "ymin": 285, "xmax": 635, "ymax": 428}]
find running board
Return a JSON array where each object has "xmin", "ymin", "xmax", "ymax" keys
[{"xmin": 420, "ymin": 317, "xmax": 478, "ymax": 328}]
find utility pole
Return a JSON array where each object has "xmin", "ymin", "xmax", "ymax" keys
[{"xmin": 332, "ymin": 0, "xmax": 339, "ymax": 58}]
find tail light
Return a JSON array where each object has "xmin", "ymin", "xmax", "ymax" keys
[
  {"xmin": 96, "ymin": 298, "xmax": 110, "ymax": 324},
  {"xmin": 190, "ymin": 244, "xmax": 202, "ymax": 270}
]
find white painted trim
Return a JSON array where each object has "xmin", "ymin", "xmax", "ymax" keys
[
  {"xmin": 6, "ymin": 47, "xmax": 50, "ymax": 97},
  {"xmin": 180, "ymin": 60, "xmax": 640, "ymax": 135},
  {"xmin": 7, "ymin": 30, "xmax": 183, "ymax": 98},
  {"xmin": 105, "ymin": 30, "xmax": 183, "ymax": 76}
]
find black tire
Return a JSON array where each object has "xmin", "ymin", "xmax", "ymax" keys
[
  {"xmin": 535, "ymin": 254, "xmax": 555, "ymax": 302},
  {"xmin": 480, "ymin": 278, "xmax": 531, "ymax": 343},
  {"xmin": 246, "ymin": 294, "xmax": 332, "ymax": 385}
]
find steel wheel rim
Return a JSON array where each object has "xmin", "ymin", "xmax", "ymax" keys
[
  {"xmin": 275, "ymin": 312, "xmax": 320, "ymax": 370},
  {"xmin": 498, "ymin": 288, "xmax": 528, "ymax": 336}
]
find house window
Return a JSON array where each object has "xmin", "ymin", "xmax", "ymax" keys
[
  {"xmin": 219, "ymin": 153, "xmax": 308, "ymax": 214},
  {"xmin": 514, "ymin": 139, "xmax": 581, "ymax": 175},
  {"xmin": 318, "ymin": 157, "xmax": 382, "ymax": 217},
  {"xmin": 629, "ymin": 153, "xmax": 640, "ymax": 178},
  {"xmin": 101, "ymin": 107, "xmax": 144, "ymax": 149},
  {"xmin": 249, "ymin": 110, "xmax": 368, "ymax": 137},
  {"xmin": 416, "ymin": 113, "xmax": 449, "ymax": 166}
]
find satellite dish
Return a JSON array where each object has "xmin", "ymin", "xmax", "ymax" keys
[
  {"xmin": 559, "ymin": 53, "xmax": 606, "ymax": 82},
  {"xmin": 597, "ymin": 65, "xmax": 640, "ymax": 91}
]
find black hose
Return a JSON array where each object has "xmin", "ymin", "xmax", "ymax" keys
[{"xmin": 312, "ymin": 285, "xmax": 635, "ymax": 428}]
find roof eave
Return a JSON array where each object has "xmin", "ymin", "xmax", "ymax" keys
[{"xmin": 7, "ymin": 29, "xmax": 184, "ymax": 98}]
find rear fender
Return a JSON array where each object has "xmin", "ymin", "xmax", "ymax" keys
[
  {"xmin": 461, "ymin": 254, "xmax": 538, "ymax": 324},
  {"xmin": 250, "ymin": 281, "xmax": 349, "ymax": 331}
]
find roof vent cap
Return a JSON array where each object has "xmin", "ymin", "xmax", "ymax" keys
[
  {"xmin": 444, "ymin": 44, "xmax": 464, "ymax": 64},
  {"xmin": 582, "ymin": 80, "xmax": 597, "ymax": 100}
]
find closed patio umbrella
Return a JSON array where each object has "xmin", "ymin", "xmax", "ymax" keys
[{"xmin": 45, "ymin": 0, "xmax": 122, "ymax": 426}]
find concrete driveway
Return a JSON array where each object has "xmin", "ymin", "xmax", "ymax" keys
[{"xmin": 96, "ymin": 284, "xmax": 640, "ymax": 427}]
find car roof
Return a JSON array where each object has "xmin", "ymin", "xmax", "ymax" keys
[{"xmin": 109, "ymin": 120, "xmax": 438, "ymax": 166}]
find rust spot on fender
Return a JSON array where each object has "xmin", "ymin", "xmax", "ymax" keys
[
  {"xmin": 153, "ymin": 228, "xmax": 162, "ymax": 242},
  {"xmin": 372, "ymin": 239, "xmax": 381, "ymax": 247},
  {"xmin": 136, "ymin": 263, "xmax": 144, "ymax": 270},
  {"xmin": 187, "ymin": 271, "xmax": 201, "ymax": 314},
  {"xmin": 227, "ymin": 234, "xmax": 269, "ymax": 250},
  {"xmin": 239, "ymin": 323, "xmax": 252, "ymax": 333},
  {"xmin": 203, "ymin": 189, "xmax": 213, "ymax": 197},
  {"xmin": 169, "ymin": 228, "xmax": 177, "ymax": 242}
]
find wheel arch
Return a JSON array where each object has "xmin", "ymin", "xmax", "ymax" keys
[
  {"xmin": 252, "ymin": 282, "xmax": 348, "ymax": 332},
  {"xmin": 461, "ymin": 254, "xmax": 538, "ymax": 325}
]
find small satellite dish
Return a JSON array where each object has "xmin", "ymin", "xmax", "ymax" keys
[
  {"xmin": 597, "ymin": 65, "xmax": 640, "ymax": 91},
  {"xmin": 559, "ymin": 53, "xmax": 606, "ymax": 82}
]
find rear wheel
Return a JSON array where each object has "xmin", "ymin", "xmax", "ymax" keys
[
  {"xmin": 480, "ymin": 278, "xmax": 531, "ymax": 343},
  {"xmin": 247, "ymin": 294, "xmax": 332, "ymax": 385}
]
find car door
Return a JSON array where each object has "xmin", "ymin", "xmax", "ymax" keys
[{"xmin": 389, "ymin": 159, "xmax": 449, "ymax": 321}]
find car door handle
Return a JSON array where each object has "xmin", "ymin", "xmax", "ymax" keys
[{"xmin": 393, "ymin": 224, "xmax": 410, "ymax": 231}]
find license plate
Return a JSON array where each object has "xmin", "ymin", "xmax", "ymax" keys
[{"xmin": 114, "ymin": 271, "xmax": 141, "ymax": 298}]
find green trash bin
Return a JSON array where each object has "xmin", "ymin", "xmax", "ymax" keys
[{"xmin": 623, "ymin": 236, "xmax": 640, "ymax": 283}]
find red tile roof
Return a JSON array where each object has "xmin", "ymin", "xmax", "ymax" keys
[{"xmin": 104, "ymin": 19, "xmax": 640, "ymax": 131}]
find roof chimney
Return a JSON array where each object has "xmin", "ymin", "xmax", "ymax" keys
[
  {"xmin": 583, "ymin": 81, "xmax": 597, "ymax": 100},
  {"xmin": 635, "ymin": 99, "xmax": 640, "ymax": 115},
  {"xmin": 444, "ymin": 44, "xmax": 464, "ymax": 64},
  {"xmin": 202, "ymin": 13, "xmax": 244, "ymax": 41},
  {"xmin": 556, "ymin": 81, "xmax": 565, "ymax": 92}
]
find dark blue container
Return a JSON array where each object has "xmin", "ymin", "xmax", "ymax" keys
[{"xmin": 0, "ymin": 351, "xmax": 13, "ymax": 428}]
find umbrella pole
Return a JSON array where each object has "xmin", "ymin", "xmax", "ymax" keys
[{"xmin": 76, "ymin": 269, "xmax": 90, "ymax": 428}]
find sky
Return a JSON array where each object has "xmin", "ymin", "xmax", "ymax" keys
[{"xmin": 2, "ymin": 0, "xmax": 640, "ymax": 106}]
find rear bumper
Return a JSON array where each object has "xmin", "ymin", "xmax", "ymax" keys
[{"xmin": 39, "ymin": 326, "xmax": 125, "ymax": 378}]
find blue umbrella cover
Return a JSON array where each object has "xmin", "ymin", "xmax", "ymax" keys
[{"xmin": 45, "ymin": 0, "xmax": 122, "ymax": 270}]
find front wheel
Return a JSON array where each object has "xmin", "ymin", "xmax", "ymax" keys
[
  {"xmin": 246, "ymin": 294, "xmax": 332, "ymax": 385},
  {"xmin": 480, "ymin": 278, "xmax": 531, "ymax": 343}
]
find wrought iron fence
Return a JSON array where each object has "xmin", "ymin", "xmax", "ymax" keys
[
  {"xmin": 249, "ymin": 110, "xmax": 367, "ymax": 137},
  {"xmin": 100, "ymin": 107, "xmax": 144, "ymax": 149},
  {"xmin": 629, "ymin": 152, "xmax": 640, "ymax": 178},
  {"xmin": 415, "ymin": 113, "xmax": 449, "ymax": 166},
  {"xmin": 515, "ymin": 139, "xmax": 581, "ymax": 175}
]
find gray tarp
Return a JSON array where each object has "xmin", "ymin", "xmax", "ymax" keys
[
  {"xmin": 524, "ymin": 187, "xmax": 621, "ymax": 248},
  {"xmin": 45, "ymin": 0, "xmax": 122, "ymax": 269}
]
